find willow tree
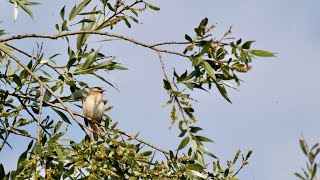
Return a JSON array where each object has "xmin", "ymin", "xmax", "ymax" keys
[{"xmin": 0, "ymin": 0, "xmax": 274, "ymax": 179}]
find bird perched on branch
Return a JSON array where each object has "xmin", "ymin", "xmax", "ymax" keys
[{"xmin": 83, "ymin": 87, "xmax": 105, "ymax": 140}]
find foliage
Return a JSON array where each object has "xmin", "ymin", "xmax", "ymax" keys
[
  {"xmin": 0, "ymin": 0, "xmax": 273, "ymax": 179},
  {"xmin": 295, "ymin": 137, "xmax": 320, "ymax": 180}
]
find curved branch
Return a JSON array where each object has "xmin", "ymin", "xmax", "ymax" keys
[{"xmin": 0, "ymin": 31, "xmax": 190, "ymax": 58}]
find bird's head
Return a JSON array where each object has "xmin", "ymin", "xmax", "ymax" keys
[{"xmin": 90, "ymin": 87, "xmax": 105, "ymax": 95}]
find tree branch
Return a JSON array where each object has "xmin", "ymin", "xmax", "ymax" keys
[
  {"xmin": 0, "ymin": 31, "xmax": 190, "ymax": 58},
  {"xmin": 0, "ymin": 89, "xmax": 170, "ymax": 156}
]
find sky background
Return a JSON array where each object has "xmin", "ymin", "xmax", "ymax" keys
[{"xmin": 1, "ymin": 0, "xmax": 320, "ymax": 179}]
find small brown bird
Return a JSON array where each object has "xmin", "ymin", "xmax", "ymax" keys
[{"xmin": 83, "ymin": 87, "xmax": 105, "ymax": 140}]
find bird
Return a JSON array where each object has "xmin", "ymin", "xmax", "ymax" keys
[{"xmin": 82, "ymin": 87, "xmax": 105, "ymax": 140}]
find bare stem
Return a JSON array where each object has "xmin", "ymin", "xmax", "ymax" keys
[
  {"xmin": 37, "ymin": 84, "xmax": 43, "ymax": 145},
  {"xmin": 0, "ymin": 31, "xmax": 190, "ymax": 58}
]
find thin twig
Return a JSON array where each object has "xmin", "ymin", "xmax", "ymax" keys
[
  {"xmin": 0, "ymin": 120, "xmax": 9, "ymax": 150},
  {"xmin": 0, "ymin": 127, "xmax": 37, "ymax": 140},
  {"xmin": 156, "ymin": 52, "xmax": 188, "ymax": 121},
  {"xmin": 16, "ymin": 97, "xmax": 49, "ymax": 135},
  {"xmin": 0, "ymin": 31, "xmax": 190, "ymax": 58},
  {"xmin": 118, "ymin": 130, "xmax": 169, "ymax": 156},
  {"xmin": 151, "ymin": 41, "xmax": 192, "ymax": 47},
  {"xmin": 37, "ymin": 84, "xmax": 43, "ymax": 145},
  {"xmin": 232, "ymin": 162, "xmax": 245, "ymax": 177},
  {"xmin": 156, "ymin": 51, "xmax": 170, "ymax": 82},
  {"xmin": 150, "ymin": 40, "xmax": 228, "ymax": 48},
  {"xmin": 95, "ymin": 0, "xmax": 143, "ymax": 31}
]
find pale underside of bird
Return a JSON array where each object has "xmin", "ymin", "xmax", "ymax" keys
[{"xmin": 83, "ymin": 87, "xmax": 105, "ymax": 140}]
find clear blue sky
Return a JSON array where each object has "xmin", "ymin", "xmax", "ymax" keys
[{"xmin": 1, "ymin": 0, "xmax": 320, "ymax": 179}]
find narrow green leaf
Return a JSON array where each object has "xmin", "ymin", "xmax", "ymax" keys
[
  {"xmin": 233, "ymin": 149, "xmax": 241, "ymax": 165},
  {"xmin": 195, "ymin": 135, "xmax": 214, "ymax": 143},
  {"xmin": 130, "ymin": 8, "xmax": 138, "ymax": 16},
  {"xmin": 163, "ymin": 79, "xmax": 171, "ymax": 90},
  {"xmin": 245, "ymin": 150, "xmax": 253, "ymax": 160},
  {"xmin": 43, "ymin": 90, "xmax": 52, "ymax": 102},
  {"xmin": 13, "ymin": 0, "xmax": 19, "ymax": 22},
  {"xmin": 200, "ymin": 40, "xmax": 212, "ymax": 56},
  {"xmin": 0, "ymin": 163, "xmax": 5, "ymax": 180},
  {"xmin": 198, "ymin": 145, "xmax": 217, "ymax": 158},
  {"xmin": 81, "ymin": 50, "xmax": 99, "ymax": 69},
  {"xmin": 190, "ymin": 139, "xmax": 197, "ymax": 152},
  {"xmin": 186, "ymin": 163, "xmax": 204, "ymax": 171},
  {"xmin": 294, "ymin": 172, "xmax": 306, "ymax": 180},
  {"xmin": 192, "ymin": 56, "xmax": 203, "ymax": 67},
  {"xmin": 190, "ymin": 126, "xmax": 203, "ymax": 133},
  {"xmin": 12, "ymin": 75, "xmax": 22, "ymax": 87},
  {"xmin": 69, "ymin": 0, "xmax": 91, "ymax": 21},
  {"xmin": 53, "ymin": 109, "xmax": 71, "ymax": 124},
  {"xmin": 60, "ymin": 6, "xmax": 65, "ymax": 20},
  {"xmin": 187, "ymin": 169, "xmax": 206, "ymax": 179},
  {"xmin": 251, "ymin": 50, "xmax": 276, "ymax": 57},
  {"xmin": 93, "ymin": 73, "xmax": 119, "ymax": 91},
  {"xmin": 0, "ymin": 43, "xmax": 13, "ymax": 52},
  {"xmin": 177, "ymin": 137, "xmax": 189, "ymax": 150},
  {"xmin": 139, "ymin": 151, "xmax": 153, "ymax": 157},
  {"xmin": 185, "ymin": 34, "xmax": 192, "ymax": 42},
  {"xmin": 39, "ymin": 59, "xmax": 54, "ymax": 64},
  {"xmin": 299, "ymin": 138, "xmax": 308, "ymax": 155},
  {"xmin": 16, "ymin": 0, "xmax": 34, "ymax": 20},
  {"xmin": 123, "ymin": 17, "xmax": 131, "ymax": 28},
  {"xmin": 78, "ymin": 10, "xmax": 103, "ymax": 15},
  {"xmin": 179, "ymin": 129, "xmax": 187, "ymax": 137},
  {"xmin": 202, "ymin": 61, "xmax": 216, "ymax": 82},
  {"xmin": 17, "ymin": 140, "xmax": 33, "ymax": 168},
  {"xmin": 54, "ymin": 145, "xmax": 64, "ymax": 160},
  {"xmin": 196, "ymin": 152, "xmax": 205, "ymax": 167},
  {"xmin": 200, "ymin": 17, "xmax": 208, "ymax": 26},
  {"xmin": 15, "ymin": 129, "xmax": 28, "ymax": 135},
  {"xmin": 146, "ymin": 3, "xmax": 160, "ymax": 11},
  {"xmin": 215, "ymin": 81, "xmax": 231, "ymax": 103},
  {"xmin": 242, "ymin": 40, "xmax": 255, "ymax": 49},
  {"xmin": 224, "ymin": 168, "xmax": 230, "ymax": 177},
  {"xmin": 24, "ymin": 1, "xmax": 41, "ymax": 6},
  {"xmin": 236, "ymin": 38, "xmax": 242, "ymax": 45}
]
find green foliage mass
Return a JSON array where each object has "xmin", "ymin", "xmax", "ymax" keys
[{"xmin": 0, "ymin": 0, "xmax": 274, "ymax": 179}]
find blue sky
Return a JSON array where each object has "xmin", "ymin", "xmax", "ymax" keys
[{"xmin": 1, "ymin": 0, "xmax": 320, "ymax": 179}]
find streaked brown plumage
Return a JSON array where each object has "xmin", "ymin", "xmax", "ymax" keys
[{"xmin": 83, "ymin": 87, "xmax": 104, "ymax": 140}]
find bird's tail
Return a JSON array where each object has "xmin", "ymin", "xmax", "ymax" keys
[
  {"xmin": 84, "ymin": 118, "xmax": 98, "ymax": 141},
  {"xmin": 88, "ymin": 121, "xmax": 99, "ymax": 140}
]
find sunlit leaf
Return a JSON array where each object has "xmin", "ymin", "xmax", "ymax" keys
[
  {"xmin": 69, "ymin": 0, "xmax": 91, "ymax": 21},
  {"xmin": 16, "ymin": 0, "xmax": 34, "ymax": 20},
  {"xmin": 81, "ymin": 50, "xmax": 99, "ymax": 69},
  {"xmin": 53, "ymin": 109, "xmax": 71, "ymax": 124},
  {"xmin": 177, "ymin": 137, "xmax": 189, "ymax": 150},
  {"xmin": 251, "ymin": 50, "xmax": 276, "ymax": 57},
  {"xmin": 202, "ymin": 61, "xmax": 216, "ymax": 82}
]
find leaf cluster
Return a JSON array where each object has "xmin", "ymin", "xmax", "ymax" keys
[
  {"xmin": 295, "ymin": 138, "xmax": 320, "ymax": 180},
  {"xmin": 0, "ymin": 1, "xmax": 274, "ymax": 179}
]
